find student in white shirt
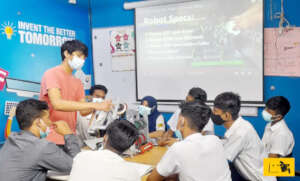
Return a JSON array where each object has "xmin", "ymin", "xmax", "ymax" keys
[
  {"xmin": 76, "ymin": 84, "xmax": 108, "ymax": 146},
  {"xmin": 139, "ymin": 96, "xmax": 165, "ymax": 138},
  {"xmin": 262, "ymin": 96, "xmax": 294, "ymax": 157},
  {"xmin": 211, "ymin": 92, "xmax": 276, "ymax": 181},
  {"xmin": 158, "ymin": 87, "xmax": 214, "ymax": 146},
  {"xmin": 69, "ymin": 119, "xmax": 140, "ymax": 181},
  {"xmin": 147, "ymin": 102, "xmax": 231, "ymax": 181}
]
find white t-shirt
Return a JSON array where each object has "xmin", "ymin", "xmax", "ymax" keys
[
  {"xmin": 76, "ymin": 112, "xmax": 93, "ymax": 146},
  {"xmin": 167, "ymin": 108, "xmax": 214, "ymax": 134},
  {"xmin": 262, "ymin": 120, "xmax": 294, "ymax": 157},
  {"xmin": 223, "ymin": 117, "xmax": 276, "ymax": 181},
  {"xmin": 157, "ymin": 133, "xmax": 231, "ymax": 181},
  {"xmin": 69, "ymin": 149, "xmax": 140, "ymax": 181}
]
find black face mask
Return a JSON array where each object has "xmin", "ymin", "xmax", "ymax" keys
[{"xmin": 211, "ymin": 113, "xmax": 225, "ymax": 125}]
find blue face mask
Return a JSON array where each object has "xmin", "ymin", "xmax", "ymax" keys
[
  {"xmin": 40, "ymin": 130, "xmax": 48, "ymax": 139},
  {"xmin": 39, "ymin": 120, "xmax": 50, "ymax": 139},
  {"xmin": 262, "ymin": 110, "xmax": 273, "ymax": 122},
  {"xmin": 174, "ymin": 130, "xmax": 183, "ymax": 141},
  {"xmin": 138, "ymin": 105, "xmax": 151, "ymax": 116}
]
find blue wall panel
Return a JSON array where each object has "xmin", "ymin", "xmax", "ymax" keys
[{"xmin": 0, "ymin": 0, "xmax": 93, "ymax": 144}]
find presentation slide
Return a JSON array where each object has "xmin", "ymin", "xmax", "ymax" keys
[{"xmin": 135, "ymin": 0, "xmax": 263, "ymax": 102}]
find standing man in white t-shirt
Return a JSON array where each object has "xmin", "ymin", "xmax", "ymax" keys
[{"xmin": 147, "ymin": 102, "xmax": 231, "ymax": 181}]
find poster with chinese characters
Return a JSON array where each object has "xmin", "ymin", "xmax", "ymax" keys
[{"xmin": 110, "ymin": 27, "xmax": 135, "ymax": 72}]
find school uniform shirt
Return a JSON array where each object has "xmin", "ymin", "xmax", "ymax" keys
[
  {"xmin": 69, "ymin": 149, "xmax": 140, "ymax": 181},
  {"xmin": 167, "ymin": 108, "xmax": 214, "ymax": 134},
  {"xmin": 76, "ymin": 112, "xmax": 93, "ymax": 147},
  {"xmin": 262, "ymin": 120, "xmax": 294, "ymax": 157},
  {"xmin": 156, "ymin": 133, "xmax": 231, "ymax": 181},
  {"xmin": 223, "ymin": 117, "xmax": 276, "ymax": 181}
]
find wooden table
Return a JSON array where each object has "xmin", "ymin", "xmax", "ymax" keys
[{"xmin": 125, "ymin": 146, "xmax": 168, "ymax": 181}]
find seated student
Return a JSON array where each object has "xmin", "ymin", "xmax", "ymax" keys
[
  {"xmin": 262, "ymin": 96, "xmax": 294, "ymax": 157},
  {"xmin": 211, "ymin": 92, "xmax": 276, "ymax": 181},
  {"xmin": 0, "ymin": 99, "xmax": 80, "ymax": 181},
  {"xmin": 147, "ymin": 102, "xmax": 231, "ymax": 181},
  {"xmin": 69, "ymin": 119, "xmax": 140, "ymax": 181},
  {"xmin": 158, "ymin": 87, "xmax": 214, "ymax": 146},
  {"xmin": 76, "ymin": 84, "xmax": 108, "ymax": 146},
  {"xmin": 139, "ymin": 96, "xmax": 165, "ymax": 137}
]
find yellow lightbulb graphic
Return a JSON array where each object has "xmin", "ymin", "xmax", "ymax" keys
[
  {"xmin": 4, "ymin": 26, "xmax": 13, "ymax": 39},
  {"xmin": 1, "ymin": 22, "xmax": 16, "ymax": 40}
]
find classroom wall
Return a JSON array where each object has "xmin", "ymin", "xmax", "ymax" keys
[
  {"xmin": 0, "ymin": 0, "xmax": 93, "ymax": 144},
  {"xmin": 91, "ymin": 0, "xmax": 300, "ymax": 176}
]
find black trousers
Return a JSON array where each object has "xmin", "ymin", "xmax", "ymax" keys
[{"xmin": 228, "ymin": 162, "xmax": 250, "ymax": 181}]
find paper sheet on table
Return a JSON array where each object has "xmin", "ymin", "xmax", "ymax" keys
[
  {"xmin": 264, "ymin": 27, "xmax": 300, "ymax": 77},
  {"xmin": 125, "ymin": 162, "xmax": 153, "ymax": 178}
]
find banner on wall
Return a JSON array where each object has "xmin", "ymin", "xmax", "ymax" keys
[
  {"xmin": 110, "ymin": 27, "xmax": 135, "ymax": 72},
  {"xmin": 264, "ymin": 27, "xmax": 300, "ymax": 77},
  {"xmin": 1, "ymin": 20, "xmax": 76, "ymax": 47},
  {"xmin": 0, "ymin": 20, "xmax": 92, "ymax": 90}
]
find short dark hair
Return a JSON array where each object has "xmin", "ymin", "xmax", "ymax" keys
[
  {"xmin": 214, "ymin": 92, "xmax": 241, "ymax": 120},
  {"xmin": 16, "ymin": 99, "xmax": 49, "ymax": 130},
  {"xmin": 188, "ymin": 87, "xmax": 207, "ymax": 102},
  {"xmin": 61, "ymin": 40, "xmax": 88, "ymax": 60},
  {"xmin": 266, "ymin": 96, "xmax": 290, "ymax": 117},
  {"xmin": 180, "ymin": 102, "xmax": 211, "ymax": 132},
  {"xmin": 106, "ymin": 119, "xmax": 139, "ymax": 153},
  {"xmin": 89, "ymin": 84, "xmax": 108, "ymax": 95}
]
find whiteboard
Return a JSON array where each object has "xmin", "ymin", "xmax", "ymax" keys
[
  {"xmin": 92, "ymin": 26, "xmax": 137, "ymax": 109},
  {"xmin": 92, "ymin": 26, "xmax": 183, "ymax": 112}
]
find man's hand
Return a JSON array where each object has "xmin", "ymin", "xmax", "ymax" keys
[
  {"xmin": 165, "ymin": 137, "xmax": 178, "ymax": 147},
  {"xmin": 8, "ymin": 107, "xmax": 16, "ymax": 120},
  {"xmin": 92, "ymin": 99, "xmax": 112, "ymax": 112},
  {"xmin": 53, "ymin": 121, "xmax": 73, "ymax": 136},
  {"xmin": 157, "ymin": 137, "xmax": 178, "ymax": 147},
  {"xmin": 149, "ymin": 131, "xmax": 165, "ymax": 139}
]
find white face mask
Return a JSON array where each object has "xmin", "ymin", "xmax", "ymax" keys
[
  {"xmin": 93, "ymin": 98, "xmax": 104, "ymax": 103},
  {"xmin": 68, "ymin": 56, "xmax": 85, "ymax": 70},
  {"xmin": 138, "ymin": 105, "xmax": 151, "ymax": 116}
]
